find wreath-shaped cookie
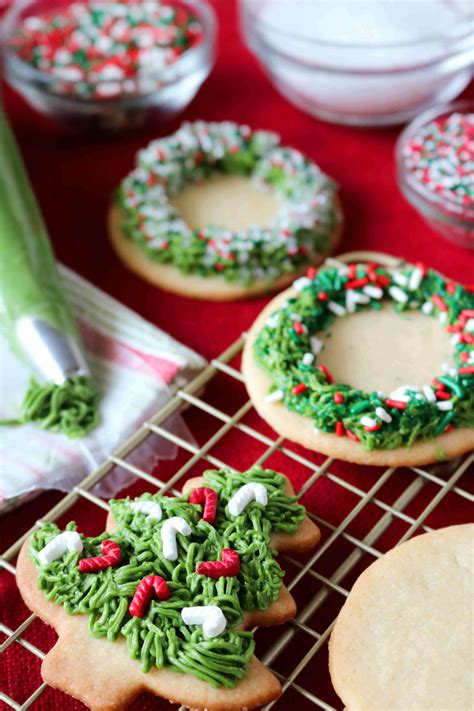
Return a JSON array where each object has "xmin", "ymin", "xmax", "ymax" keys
[
  {"xmin": 243, "ymin": 259, "xmax": 474, "ymax": 466},
  {"xmin": 109, "ymin": 121, "xmax": 342, "ymax": 299},
  {"xmin": 17, "ymin": 467, "xmax": 320, "ymax": 710}
]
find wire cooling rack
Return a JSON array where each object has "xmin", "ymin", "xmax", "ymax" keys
[{"xmin": 1, "ymin": 251, "xmax": 473, "ymax": 711}]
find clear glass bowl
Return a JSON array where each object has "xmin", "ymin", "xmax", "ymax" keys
[
  {"xmin": 396, "ymin": 100, "xmax": 474, "ymax": 250},
  {"xmin": 2, "ymin": 0, "xmax": 216, "ymax": 133},
  {"xmin": 239, "ymin": 0, "xmax": 473, "ymax": 127}
]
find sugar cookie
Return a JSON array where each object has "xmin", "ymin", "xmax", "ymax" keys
[
  {"xmin": 329, "ymin": 524, "xmax": 474, "ymax": 710},
  {"xmin": 110, "ymin": 121, "xmax": 342, "ymax": 299},
  {"xmin": 242, "ymin": 258, "xmax": 474, "ymax": 466},
  {"xmin": 17, "ymin": 466, "xmax": 320, "ymax": 710}
]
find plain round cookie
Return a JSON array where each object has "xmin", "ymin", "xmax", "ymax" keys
[
  {"xmin": 328, "ymin": 525, "xmax": 474, "ymax": 711},
  {"xmin": 109, "ymin": 203, "xmax": 342, "ymax": 300},
  {"xmin": 242, "ymin": 284, "xmax": 474, "ymax": 467}
]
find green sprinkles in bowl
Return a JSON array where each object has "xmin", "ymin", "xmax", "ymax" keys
[
  {"xmin": 115, "ymin": 121, "xmax": 341, "ymax": 285},
  {"xmin": 254, "ymin": 261, "xmax": 474, "ymax": 451}
]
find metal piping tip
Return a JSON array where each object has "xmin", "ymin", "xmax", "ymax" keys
[{"xmin": 16, "ymin": 316, "xmax": 90, "ymax": 385}]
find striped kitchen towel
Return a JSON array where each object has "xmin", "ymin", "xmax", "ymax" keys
[{"xmin": 0, "ymin": 266, "xmax": 206, "ymax": 513}]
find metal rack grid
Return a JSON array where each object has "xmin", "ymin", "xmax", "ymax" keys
[{"xmin": 1, "ymin": 252, "xmax": 473, "ymax": 711}]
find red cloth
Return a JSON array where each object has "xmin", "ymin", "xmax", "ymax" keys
[{"xmin": 1, "ymin": 1, "xmax": 473, "ymax": 709}]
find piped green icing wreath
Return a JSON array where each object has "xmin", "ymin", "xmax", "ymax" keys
[
  {"xmin": 254, "ymin": 261, "xmax": 474, "ymax": 450},
  {"xmin": 29, "ymin": 467, "xmax": 305, "ymax": 688},
  {"xmin": 115, "ymin": 121, "xmax": 341, "ymax": 284}
]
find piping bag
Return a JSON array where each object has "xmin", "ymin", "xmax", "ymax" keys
[{"xmin": 0, "ymin": 106, "xmax": 100, "ymax": 438}]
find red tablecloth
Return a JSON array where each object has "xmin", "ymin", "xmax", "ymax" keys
[{"xmin": 1, "ymin": 1, "xmax": 473, "ymax": 709}]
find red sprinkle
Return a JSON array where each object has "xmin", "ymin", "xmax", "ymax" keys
[
  {"xmin": 461, "ymin": 309, "xmax": 474, "ymax": 318},
  {"xmin": 446, "ymin": 282, "xmax": 457, "ymax": 295},
  {"xmin": 129, "ymin": 575, "xmax": 171, "ymax": 618},
  {"xmin": 415, "ymin": 262, "xmax": 427, "ymax": 277},
  {"xmin": 306, "ymin": 267, "xmax": 317, "ymax": 279},
  {"xmin": 460, "ymin": 352, "xmax": 469, "ymax": 363},
  {"xmin": 432, "ymin": 293, "xmax": 448, "ymax": 311},
  {"xmin": 345, "ymin": 277, "xmax": 369, "ymax": 290},
  {"xmin": 197, "ymin": 549, "xmax": 240, "ymax": 578},
  {"xmin": 292, "ymin": 383, "xmax": 307, "ymax": 395},
  {"xmin": 347, "ymin": 263, "xmax": 357, "ymax": 280},
  {"xmin": 293, "ymin": 321, "xmax": 305, "ymax": 335},
  {"xmin": 435, "ymin": 390, "xmax": 451, "ymax": 400},
  {"xmin": 460, "ymin": 333, "xmax": 474, "ymax": 344},
  {"xmin": 333, "ymin": 392, "xmax": 344, "ymax": 404},
  {"xmin": 459, "ymin": 366, "xmax": 474, "ymax": 375},
  {"xmin": 317, "ymin": 291, "xmax": 328, "ymax": 301},
  {"xmin": 385, "ymin": 399, "xmax": 407, "ymax": 410},
  {"xmin": 376, "ymin": 275, "xmax": 391, "ymax": 287},
  {"xmin": 335, "ymin": 421, "xmax": 345, "ymax": 437},
  {"xmin": 447, "ymin": 324, "xmax": 462, "ymax": 333},
  {"xmin": 78, "ymin": 540, "xmax": 121, "ymax": 573},
  {"xmin": 346, "ymin": 429, "xmax": 360, "ymax": 442},
  {"xmin": 445, "ymin": 424, "xmax": 454, "ymax": 433},
  {"xmin": 432, "ymin": 378, "xmax": 445, "ymax": 389},
  {"xmin": 189, "ymin": 487, "xmax": 218, "ymax": 524},
  {"xmin": 364, "ymin": 423, "xmax": 382, "ymax": 432},
  {"xmin": 318, "ymin": 365, "xmax": 334, "ymax": 384}
]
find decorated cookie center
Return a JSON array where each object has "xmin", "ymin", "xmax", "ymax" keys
[
  {"xmin": 319, "ymin": 304, "xmax": 453, "ymax": 394},
  {"xmin": 169, "ymin": 174, "xmax": 282, "ymax": 231},
  {"xmin": 256, "ymin": 262, "xmax": 474, "ymax": 450}
]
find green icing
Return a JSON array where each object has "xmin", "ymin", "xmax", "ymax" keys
[
  {"xmin": 0, "ymin": 375, "xmax": 100, "ymax": 438},
  {"xmin": 115, "ymin": 122, "xmax": 340, "ymax": 285},
  {"xmin": 254, "ymin": 262, "xmax": 474, "ymax": 450},
  {"xmin": 29, "ymin": 467, "xmax": 305, "ymax": 688}
]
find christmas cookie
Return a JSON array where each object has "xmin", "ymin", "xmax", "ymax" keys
[
  {"xmin": 242, "ymin": 258, "xmax": 474, "ymax": 466},
  {"xmin": 17, "ymin": 466, "xmax": 320, "ymax": 710},
  {"xmin": 109, "ymin": 121, "xmax": 342, "ymax": 299},
  {"xmin": 329, "ymin": 524, "xmax": 474, "ymax": 710}
]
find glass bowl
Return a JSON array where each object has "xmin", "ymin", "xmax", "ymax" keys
[
  {"xmin": 239, "ymin": 0, "xmax": 473, "ymax": 127},
  {"xmin": 2, "ymin": 0, "xmax": 216, "ymax": 133},
  {"xmin": 396, "ymin": 100, "xmax": 474, "ymax": 250}
]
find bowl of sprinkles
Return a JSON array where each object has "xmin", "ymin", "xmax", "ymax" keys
[
  {"xmin": 3, "ymin": 0, "xmax": 216, "ymax": 132},
  {"xmin": 397, "ymin": 101, "xmax": 474, "ymax": 249}
]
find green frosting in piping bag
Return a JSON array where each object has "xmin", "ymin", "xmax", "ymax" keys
[
  {"xmin": 0, "ymin": 107, "xmax": 100, "ymax": 438},
  {"xmin": 29, "ymin": 467, "xmax": 306, "ymax": 688}
]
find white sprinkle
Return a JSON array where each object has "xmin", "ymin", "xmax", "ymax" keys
[
  {"xmin": 346, "ymin": 289, "xmax": 370, "ymax": 313},
  {"xmin": 302, "ymin": 352, "xmax": 315, "ymax": 366},
  {"xmin": 441, "ymin": 362, "xmax": 451, "ymax": 372},
  {"xmin": 437, "ymin": 400, "xmax": 453, "ymax": 411},
  {"xmin": 310, "ymin": 336, "xmax": 323, "ymax": 355},
  {"xmin": 328, "ymin": 301, "xmax": 346, "ymax": 317},
  {"xmin": 408, "ymin": 268, "xmax": 423, "ymax": 291},
  {"xmin": 389, "ymin": 391, "xmax": 410, "ymax": 402},
  {"xmin": 313, "ymin": 427, "xmax": 320, "ymax": 436},
  {"xmin": 293, "ymin": 276, "xmax": 312, "ymax": 292},
  {"xmin": 449, "ymin": 368, "xmax": 457, "ymax": 377},
  {"xmin": 450, "ymin": 334, "xmax": 461, "ymax": 346},
  {"xmin": 363, "ymin": 285, "xmax": 383, "ymax": 299},
  {"xmin": 265, "ymin": 389, "xmax": 284, "ymax": 403},
  {"xmin": 375, "ymin": 407, "xmax": 392, "ymax": 423},
  {"xmin": 360, "ymin": 416, "xmax": 378, "ymax": 428},
  {"xmin": 266, "ymin": 315, "xmax": 279, "ymax": 328},
  {"xmin": 389, "ymin": 286, "xmax": 408, "ymax": 303},
  {"xmin": 422, "ymin": 386, "xmax": 436, "ymax": 402},
  {"xmin": 393, "ymin": 272, "xmax": 408, "ymax": 287},
  {"xmin": 466, "ymin": 318, "xmax": 474, "ymax": 333},
  {"xmin": 422, "ymin": 301, "xmax": 434, "ymax": 315},
  {"xmin": 439, "ymin": 312, "xmax": 448, "ymax": 325}
]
